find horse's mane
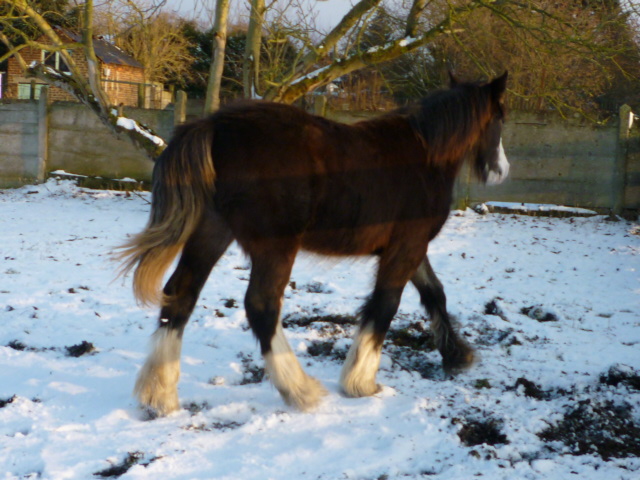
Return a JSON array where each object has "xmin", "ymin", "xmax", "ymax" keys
[{"xmin": 394, "ymin": 83, "xmax": 495, "ymax": 163}]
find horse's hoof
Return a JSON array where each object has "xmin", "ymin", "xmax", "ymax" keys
[
  {"xmin": 134, "ymin": 367, "xmax": 180, "ymax": 417},
  {"xmin": 280, "ymin": 375, "xmax": 328, "ymax": 411},
  {"xmin": 340, "ymin": 381, "xmax": 382, "ymax": 398},
  {"xmin": 442, "ymin": 346, "xmax": 476, "ymax": 374},
  {"xmin": 135, "ymin": 385, "xmax": 180, "ymax": 417}
]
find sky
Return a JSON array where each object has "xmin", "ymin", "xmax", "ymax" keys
[{"xmin": 162, "ymin": 0, "xmax": 355, "ymax": 31}]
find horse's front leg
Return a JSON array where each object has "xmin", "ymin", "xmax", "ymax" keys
[
  {"xmin": 134, "ymin": 214, "xmax": 233, "ymax": 416},
  {"xmin": 245, "ymin": 243, "xmax": 327, "ymax": 411},
  {"xmin": 411, "ymin": 255, "xmax": 474, "ymax": 372},
  {"xmin": 340, "ymin": 247, "xmax": 424, "ymax": 397}
]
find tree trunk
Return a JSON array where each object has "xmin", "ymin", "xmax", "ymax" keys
[
  {"xmin": 243, "ymin": 0, "xmax": 265, "ymax": 98},
  {"xmin": 204, "ymin": 0, "xmax": 231, "ymax": 114},
  {"xmin": 83, "ymin": 0, "xmax": 112, "ymax": 114}
]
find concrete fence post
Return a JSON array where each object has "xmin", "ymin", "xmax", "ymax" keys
[
  {"xmin": 35, "ymin": 86, "xmax": 49, "ymax": 183},
  {"xmin": 138, "ymin": 83, "xmax": 146, "ymax": 108},
  {"xmin": 174, "ymin": 90, "xmax": 187, "ymax": 126},
  {"xmin": 613, "ymin": 104, "xmax": 632, "ymax": 214},
  {"xmin": 314, "ymin": 95, "xmax": 328, "ymax": 117},
  {"xmin": 454, "ymin": 160, "xmax": 473, "ymax": 210}
]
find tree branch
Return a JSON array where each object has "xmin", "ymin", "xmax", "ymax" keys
[
  {"xmin": 406, "ymin": 0, "xmax": 429, "ymax": 38},
  {"xmin": 27, "ymin": 63, "xmax": 165, "ymax": 158},
  {"xmin": 8, "ymin": 0, "xmax": 167, "ymax": 160},
  {"xmin": 269, "ymin": 0, "xmax": 484, "ymax": 103}
]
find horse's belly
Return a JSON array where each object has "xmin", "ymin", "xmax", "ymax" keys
[{"xmin": 301, "ymin": 224, "xmax": 392, "ymax": 256}]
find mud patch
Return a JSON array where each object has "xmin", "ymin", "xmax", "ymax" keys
[
  {"xmin": 455, "ymin": 416, "xmax": 509, "ymax": 447},
  {"xmin": 539, "ymin": 398, "xmax": 640, "ymax": 460},
  {"xmin": 520, "ymin": 305, "xmax": 559, "ymax": 323},
  {"xmin": 512, "ymin": 377, "xmax": 551, "ymax": 400},
  {"xmin": 0, "ymin": 395, "xmax": 17, "ymax": 408},
  {"xmin": 307, "ymin": 340, "xmax": 335, "ymax": 357},
  {"xmin": 94, "ymin": 452, "xmax": 144, "ymax": 477},
  {"xmin": 282, "ymin": 313, "xmax": 358, "ymax": 329},
  {"xmin": 65, "ymin": 341, "xmax": 96, "ymax": 357},
  {"xmin": 183, "ymin": 420, "xmax": 243, "ymax": 432},
  {"xmin": 600, "ymin": 364, "xmax": 640, "ymax": 390},
  {"xmin": 386, "ymin": 322, "xmax": 435, "ymax": 351},
  {"xmin": 237, "ymin": 353, "xmax": 265, "ymax": 385}
]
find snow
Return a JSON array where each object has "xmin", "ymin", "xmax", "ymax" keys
[
  {"xmin": 291, "ymin": 65, "xmax": 330, "ymax": 85},
  {"xmin": 1, "ymin": 179, "xmax": 639, "ymax": 479},
  {"xmin": 486, "ymin": 202, "xmax": 598, "ymax": 216},
  {"xmin": 116, "ymin": 117, "xmax": 166, "ymax": 148}
]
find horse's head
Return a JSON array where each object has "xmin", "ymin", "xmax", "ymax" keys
[{"xmin": 453, "ymin": 72, "xmax": 510, "ymax": 185}]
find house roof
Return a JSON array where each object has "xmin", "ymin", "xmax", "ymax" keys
[{"xmin": 57, "ymin": 28, "xmax": 144, "ymax": 69}]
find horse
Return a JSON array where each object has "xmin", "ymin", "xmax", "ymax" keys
[{"xmin": 118, "ymin": 72, "xmax": 510, "ymax": 416}]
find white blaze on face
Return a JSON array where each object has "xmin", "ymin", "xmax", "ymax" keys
[{"xmin": 486, "ymin": 138, "xmax": 510, "ymax": 185}]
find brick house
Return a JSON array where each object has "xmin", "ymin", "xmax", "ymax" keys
[{"xmin": 2, "ymin": 28, "xmax": 164, "ymax": 107}]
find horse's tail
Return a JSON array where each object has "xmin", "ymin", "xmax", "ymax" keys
[{"xmin": 117, "ymin": 121, "xmax": 216, "ymax": 306}]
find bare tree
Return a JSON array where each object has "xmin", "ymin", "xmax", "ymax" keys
[
  {"xmin": 242, "ymin": 0, "xmax": 640, "ymax": 109},
  {"xmin": 3, "ymin": 0, "xmax": 637, "ymax": 162},
  {"xmin": 102, "ymin": 3, "xmax": 194, "ymax": 86},
  {"xmin": 204, "ymin": 0, "xmax": 230, "ymax": 114},
  {"xmin": 242, "ymin": 0, "xmax": 264, "ymax": 98}
]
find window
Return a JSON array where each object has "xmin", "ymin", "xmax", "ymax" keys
[
  {"xmin": 17, "ymin": 83, "xmax": 47, "ymax": 100},
  {"xmin": 41, "ymin": 50, "xmax": 70, "ymax": 73}
]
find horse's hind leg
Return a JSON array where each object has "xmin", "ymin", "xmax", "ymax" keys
[
  {"xmin": 245, "ymin": 243, "xmax": 327, "ymax": 411},
  {"xmin": 135, "ymin": 212, "xmax": 233, "ymax": 416},
  {"xmin": 411, "ymin": 256, "xmax": 474, "ymax": 372},
  {"xmin": 340, "ymin": 248, "xmax": 423, "ymax": 398}
]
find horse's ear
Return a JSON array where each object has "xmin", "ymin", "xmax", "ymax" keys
[
  {"xmin": 448, "ymin": 71, "xmax": 459, "ymax": 87},
  {"xmin": 490, "ymin": 71, "xmax": 508, "ymax": 101}
]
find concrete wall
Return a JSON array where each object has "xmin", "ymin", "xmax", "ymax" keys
[
  {"xmin": 461, "ymin": 112, "xmax": 622, "ymax": 209},
  {"xmin": 46, "ymin": 103, "xmax": 174, "ymax": 182},
  {"xmin": 0, "ymin": 97, "xmax": 178, "ymax": 188},
  {"xmin": 1, "ymin": 98, "xmax": 638, "ymax": 212},
  {"xmin": 328, "ymin": 109, "xmax": 638, "ymax": 212},
  {"xmin": 624, "ymin": 123, "xmax": 640, "ymax": 209},
  {"xmin": 0, "ymin": 102, "xmax": 41, "ymax": 187},
  {"xmin": 47, "ymin": 103, "xmax": 150, "ymax": 181}
]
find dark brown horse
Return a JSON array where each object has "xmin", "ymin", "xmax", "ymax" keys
[{"xmin": 119, "ymin": 73, "xmax": 510, "ymax": 416}]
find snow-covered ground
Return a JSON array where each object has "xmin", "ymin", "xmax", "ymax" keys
[{"xmin": 1, "ymin": 179, "xmax": 639, "ymax": 480}]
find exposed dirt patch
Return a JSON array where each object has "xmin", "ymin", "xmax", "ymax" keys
[
  {"xmin": 301, "ymin": 281, "xmax": 334, "ymax": 294},
  {"xmin": 183, "ymin": 420, "xmax": 243, "ymax": 432},
  {"xmin": 6, "ymin": 340, "xmax": 27, "ymax": 351},
  {"xmin": 455, "ymin": 416, "xmax": 509, "ymax": 447},
  {"xmin": 520, "ymin": 305, "xmax": 559, "ymax": 323},
  {"xmin": 386, "ymin": 322, "xmax": 435, "ymax": 352},
  {"xmin": 483, "ymin": 298, "xmax": 510, "ymax": 321},
  {"xmin": 237, "ymin": 353, "xmax": 265, "ymax": 385},
  {"xmin": 223, "ymin": 298, "xmax": 238, "ymax": 309},
  {"xmin": 600, "ymin": 364, "xmax": 640, "ymax": 390},
  {"xmin": 0, "ymin": 395, "xmax": 17, "ymax": 408},
  {"xmin": 512, "ymin": 377, "xmax": 551, "ymax": 400},
  {"xmin": 65, "ymin": 341, "xmax": 96, "ymax": 357},
  {"xmin": 94, "ymin": 452, "xmax": 144, "ymax": 477},
  {"xmin": 307, "ymin": 340, "xmax": 335, "ymax": 357},
  {"xmin": 282, "ymin": 313, "xmax": 358, "ymax": 329},
  {"xmin": 6, "ymin": 340, "xmax": 54, "ymax": 353},
  {"xmin": 539, "ymin": 398, "xmax": 640, "ymax": 460},
  {"xmin": 468, "ymin": 316, "xmax": 515, "ymax": 347}
]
